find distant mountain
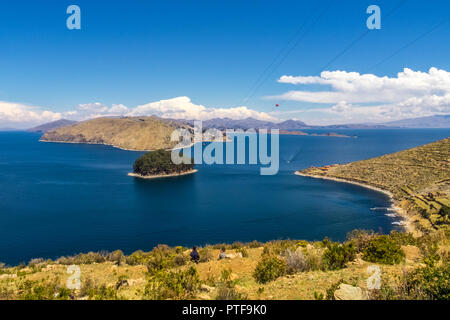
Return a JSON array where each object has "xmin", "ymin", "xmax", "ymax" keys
[
  {"xmin": 28, "ymin": 119, "xmax": 78, "ymax": 133},
  {"xmin": 381, "ymin": 115, "xmax": 450, "ymax": 128},
  {"xmin": 320, "ymin": 123, "xmax": 389, "ymax": 129},
  {"xmin": 197, "ymin": 117, "xmax": 309, "ymax": 130},
  {"xmin": 0, "ymin": 127, "xmax": 19, "ymax": 131}
]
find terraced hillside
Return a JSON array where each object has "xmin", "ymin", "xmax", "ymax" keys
[
  {"xmin": 297, "ymin": 138, "xmax": 450, "ymax": 231},
  {"xmin": 41, "ymin": 117, "xmax": 191, "ymax": 151}
]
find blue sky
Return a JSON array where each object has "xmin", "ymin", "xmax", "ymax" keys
[{"xmin": 1, "ymin": 0, "xmax": 449, "ymax": 127}]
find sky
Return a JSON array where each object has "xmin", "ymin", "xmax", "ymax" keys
[{"xmin": 0, "ymin": 0, "xmax": 450, "ymax": 128}]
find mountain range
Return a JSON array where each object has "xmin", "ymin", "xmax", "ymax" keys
[
  {"xmin": 28, "ymin": 119, "xmax": 78, "ymax": 133},
  {"xmin": 24, "ymin": 114, "xmax": 450, "ymax": 133}
]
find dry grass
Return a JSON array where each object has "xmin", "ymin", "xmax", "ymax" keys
[{"xmin": 41, "ymin": 116, "xmax": 187, "ymax": 151}]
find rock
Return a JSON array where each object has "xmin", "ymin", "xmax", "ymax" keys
[
  {"xmin": 200, "ymin": 284, "xmax": 214, "ymax": 292},
  {"xmin": 44, "ymin": 264, "xmax": 57, "ymax": 271},
  {"xmin": 334, "ymin": 284, "xmax": 368, "ymax": 300},
  {"xmin": 0, "ymin": 274, "xmax": 17, "ymax": 279},
  {"xmin": 128, "ymin": 278, "xmax": 145, "ymax": 286},
  {"xmin": 224, "ymin": 252, "xmax": 243, "ymax": 259},
  {"xmin": 20, "ymin": 267, "xmax": 32, "ymax": 273},
  {"xmin": 197, "ymin": 293, "xmax": 211, "ymax": 300}
]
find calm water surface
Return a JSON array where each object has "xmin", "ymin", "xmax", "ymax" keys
[{"xmin": 0, "ymin": 129, "xmax": 448, "ymax": 264}]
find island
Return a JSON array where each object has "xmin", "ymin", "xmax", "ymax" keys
[
  {"xmin": 279, "ymin": 130, "xmax": 354, "ymax": 138},
  {"xmin": 128, "ymin": 149, "xmax": 197, "ymax": 179},
  {"xmin": 40, "ymin": 116, "xmax": 192, "ymax": 151}
]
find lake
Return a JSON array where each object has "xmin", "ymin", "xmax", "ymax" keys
[{"xmin": 0, "ymin": 129, "xmax": 448, "ymax": 264}]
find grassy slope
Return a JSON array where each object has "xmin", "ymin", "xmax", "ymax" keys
[
  {"xmin": 0, "ymin": 244, "xmax": 426, "ymax": 300},
  {"xmin": 41, "ymin": 117, "xmax": 186, "ymax": 151},
  {"xmin": 297, "ymin": 138, "xmax": 450, "ymax": 232}
]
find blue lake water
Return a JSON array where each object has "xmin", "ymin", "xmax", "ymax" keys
[{"xmin": 0, "ymin": 129, "xmax": 449, "ymax": 264}]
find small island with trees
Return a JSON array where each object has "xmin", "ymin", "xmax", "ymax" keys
[{"xmin": 128, "ymin": 149, "xmax": 196, "ymax": 179}]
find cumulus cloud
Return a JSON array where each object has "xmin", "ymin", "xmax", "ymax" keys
[
  {"xmin": 270, "ymin": 67, "xmax": 450, "ymax": 123},
  {"xmin": 0, "ymin": 101, "xmax": 62, "ymax": 128},
  {"xmin": 127, "ymin": 96, "xmax": 275, "ymax": 121},
  {"xmin": 0, "ymin": 97, "xmax": 276, "ymax": 128}
]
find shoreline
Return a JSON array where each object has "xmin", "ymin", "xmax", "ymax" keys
[
  {"xmin": 128, "ymin": 169, "xmax": 198, "ymax": 179},
  {"xmin": 39, "ymin": 139, "xmax": 227, "ymax": 152},
  {"xmin": 294, "ymin": 171, "xmax": 413, "ymax": 233}
]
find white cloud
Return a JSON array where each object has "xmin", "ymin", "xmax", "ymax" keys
[
  {"xmin": 0, "ymin": 101, "xmax": 62, "ymax": 128},
  {"xmin": 270, "ymin": 67, "xmax": 450, "ymax": 123},
  {"xmin": 0, "ymin": 97, "xmax": 276, "ymax": 128},
  {"xmin": 127, "ymin": 96, "xmax": 275, "ymax": 121}
]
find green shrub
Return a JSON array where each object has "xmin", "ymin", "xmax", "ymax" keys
[
  {"xmin": 346, "ymin": 229, "xmax": 375, "ymax": 252},
  {"xmin": 125, "ymin": 250, "xmax": 151, "ymax": 265},
  {"xmin": 325, "ymin": 279, "xmax": 344, "ymax": 300},
  {"xmin": 236, "ymin": 248, "xmax": 249, "ymax": 258},
  {"xmin": 199, "ymin": 247, "xmax": 213, "ymax": 263},
  {"xmin": 389, "ymin": 231, "xmax": 416, "ymax": 246},
  {"xmin": 362, "ymin": 235, "xmax": 405, "ymax": 265},
  {"xmin": 417, "ymin": 233, "xmax": 442, "ymax": 266},
  {"xmin": 438, "ymin": 205, "xmax": 450, "ymax": 218},
  {"xmin": 265, "ymin": 240, "xmax": 297, "ymax": 255},
  {"xmin": 174, "ymin": 254, "xmax": 189, "ymax": 266},
  {"xmin": 80, "ymin": 278, "xmax": 117, "ymax": 300},
  {"xmin": 215, "ymin": 268, "xmax": 247, "ymax": 300},
  {"xmin": 107, "ymin": 250, "xmax": 125, "ymax": 265},
  {"xmin": 322, "ymin": 243, "xmax": 355, "ymax": 270},
  {"xmin": 231, "ymin": 242, "xmax": 244, "ymax": 249},
  {"xmin": 146, "ymin": 245, "xmax": 176, "ymax": 274},
  {"xmin": 19, "ymin": 279, "xmax": 72, "ymax": 300},
  {"xmin": 57, "ymin": 252, "xmax": 106, "ymax": 265},
  {"xmin": 396, "ymin": 264, "xmax": 450, "ymax": 300},
  {"xmin": 144, "ymin": 266, "xmax": 200, "ymax": 300},
  {"xmin": 247, "ymin": 240, "xmax": 263, "ymax": 248},
  {"xmin": 253, "ymin": 255, "xmax": 286, "ymax": 284}
]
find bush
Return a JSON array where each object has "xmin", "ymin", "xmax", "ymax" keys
[
  {"xmin": 57, "ymin": 252, "xmax": 106, "ymax": 265},
  {"xmin": 389, "ymin": 231, "xmax": 416, "ymax": 246},
  {"xmin": 107, "ymin": 250, "xmax": 125, "ymax": 265},
  {"xmin": 125, "ymin": 250, "xmax": 151, "ymax": 265},
  {"xmin": 231, "ymin": 242, "xmax": 244, "ymax": 249},
  {"xmin": 325, "ymin": 279, "xmax": 345, "ymax": 300},
  {"xmin": 397, "ymin": 264, "xmax": 450, "ymax": 300},
  {"xmin": 146, "ymin": 245, "xmax": 176, "ymax": 274},
  {"xmin": 253, "ymin": 255, "xmax": 286, "ymax": 284},
  {"xmin": 215, "ymin": 268, "xmax": 247, "ymax": 300},
  {"xmin": 247, "ymin": 240, "xmax": 263, "ymax": 248},
  {"xmin": 199, "ymin": 247, "xmax": 213, "ymax": 263},
  {"xmin": 284, "ymin": 248, "xmax": 308, "ymax": 274},
  {"xmin": 346, "ymin": 229, "xmax": 375, "ymax": 252},
  {"xmin": 322, "ymin": 243, "xmax": 355, "ymax": 270},
  {"xmin": 362, "ymin": 235, "xmax": 405, "ymax": 265},
  {"xmin": 79, "ymin": 278, "xmax": 117, "ymax": 300},
  {"xmin": 19, "ymin": 279, "xmax": 72, "ymax": 300},
  {"xmin": 144, "ymin": 266, "xmax": 200, "ymax": 300},
  {"xmin": 265, "ymin": 240, "xmax": 297, "ymax": 255},
  {"xmin": 174, "ymin": 254, "xmax": 189, "ymax": 266},
  {"xmin": 236, "ymin": 248, "xmax": 249, "ymax": 258},
  {"xmin": 417, "ymin": 233, "xmax": 442, "ymax": 266}
]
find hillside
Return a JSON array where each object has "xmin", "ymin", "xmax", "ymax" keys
[
  {"xmin": 41, "ymin": 117, "xmax": 190, "ymax": 151},
  {"xmin": 297, "ymin": 138, "xmax": 450, "ymax": 231},
  {"xmin": 0, "ymin": 233, "xmax": 447, "ymax": 300},
  {"xmin": 28, "ymin": 119, "xmax": 77, "ymax": 133}
]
